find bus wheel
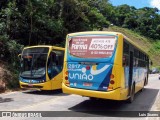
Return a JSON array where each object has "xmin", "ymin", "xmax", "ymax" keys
[
  {"xmin": 140, "ymin": 79, "xmax": 146, "ymax": 92},
  {"xmin": 127, "ymin": 84, "xmax": 135, "ymax": 103}
]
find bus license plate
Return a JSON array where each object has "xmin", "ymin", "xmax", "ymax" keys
[
  {"xmin": 28, "ymin": 84, "xmax": 33, "ymax": 87},
  {"xmin": 83, "ymin": 83, "xmax": 92, "ymax": 87}
]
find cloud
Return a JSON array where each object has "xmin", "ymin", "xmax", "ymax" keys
[{"xmin": 150, "ymin": 0, "xmax": 160, "ymax": 10}]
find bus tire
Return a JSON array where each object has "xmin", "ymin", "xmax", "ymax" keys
[
  {"xmin": 127, "ymin": 83, "xmax": 135, "ymax": 103},
  {"xmin": 140, "ymin": 79, "xmax": 146, "ymax": 92}
]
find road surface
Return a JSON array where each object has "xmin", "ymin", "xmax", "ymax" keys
[{"xmin": 0, "ymin": 74, "xmax": 160, "ymax": 120}]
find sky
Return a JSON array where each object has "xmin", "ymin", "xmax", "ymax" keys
[{"xmin": 109, "ymin": 0, "xmax": 160, "ymax": 10}]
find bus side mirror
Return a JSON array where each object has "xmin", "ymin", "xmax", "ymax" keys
[{"xmin": 150, "ymin": 61, "xmax": 153, "ymax": 66}]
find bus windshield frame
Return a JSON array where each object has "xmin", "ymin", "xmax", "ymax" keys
[{"xmin": 20, "ymin": 47, "xmax": 49, "ymax": 79}]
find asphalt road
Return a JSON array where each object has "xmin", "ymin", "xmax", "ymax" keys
[{"xmin": 0, "ymin": 74, "xmax": 160, "ymax": 120}]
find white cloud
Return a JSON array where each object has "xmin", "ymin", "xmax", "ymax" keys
[{"xmin": 150, "ymin": 0, "xmax": 160, "ymax": 10}]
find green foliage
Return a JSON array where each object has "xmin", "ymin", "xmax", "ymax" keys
[
  {"xmin": 150, "ymin": 41, "xmax": 160, "ymax": 53},
  {"xmin": 1, "ymin": 0, "xmax": 160, "ymax": 89},
  {"xmin": 106, "ymin": 26, "xmax": 160, "ymax": 66},
  {"xmin": 112, "ymin": 5, "xmax": 160, "ymax": 39},
  {"xmin": 0, "ymin": 0, "xmax": 111, "ymax": 89}
]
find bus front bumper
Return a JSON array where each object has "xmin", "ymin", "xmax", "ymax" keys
[{"xmin": 20, "ymin": 82, "xmax": 44, "ymax": 90}]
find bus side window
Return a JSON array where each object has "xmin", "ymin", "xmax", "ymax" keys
[
  {"xmin": 123, "ymin": 55, "xmax": 129, "ymax": 66},
  {"xmin": 55, "ymin": 51, "xmax": 64, "ymax": 72},
  {"xmin": 123, "ymin": 41, "xmax": 129, "ymax": 66}
]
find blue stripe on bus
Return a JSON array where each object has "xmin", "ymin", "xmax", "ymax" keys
[{"xmin": 98, "ymin": 65, "xmax": 113, "ymax": 91}]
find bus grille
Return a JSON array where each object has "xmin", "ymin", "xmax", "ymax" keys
[{"xmin": 21, "ymin": 85, "xmax": 43, "ymax": 88}]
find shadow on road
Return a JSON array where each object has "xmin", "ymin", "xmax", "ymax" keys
[
  {"xmin": 0, "ymin": 97, "xmax": 13, "ymax": 103},
  {"xmin": 69, "ymin": 88, "xmax": 159, "ymax": 117},
  {"xmin": 22, "ymin": 89, "xmax": 68, "ymax": 96}
]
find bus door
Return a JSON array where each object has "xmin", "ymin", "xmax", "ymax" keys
[
  {"xmin": 47, "ymin": 50, "xmax": 64, "ymax": 89},
  {"xmin": 128, "ymin": 51, "xmax": 133, "ymax": 96}
]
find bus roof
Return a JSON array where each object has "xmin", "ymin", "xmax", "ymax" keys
[
  {"xmin": 67, "ymin": 31, "xmax": 148, "ymax": 56},
  {"xmin": 67, "ymin": 31, "xmax": 120, "ymax": 36},
  {"xmin": 23, "ymin": 45, "xmax": 65, "ymax": 51}
]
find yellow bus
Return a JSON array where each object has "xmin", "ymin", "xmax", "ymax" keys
[
  {"xmin": 62, "ymin": 31, "xmax": 149, "ymax": 103},
  {"xmin": 19, "ymin": 45, "xmax": 65, "ymax": 90}
]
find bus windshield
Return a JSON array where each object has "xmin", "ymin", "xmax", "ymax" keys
[
  {"xmin": 68, "ymin": 36, "xmax": 117, "ymax": 59},
  {"xmin": 20, "ymin": 47, "xmax": 49, "ymax": 78}
]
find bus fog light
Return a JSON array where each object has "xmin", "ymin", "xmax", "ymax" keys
[
  {"xmin": 108, "ymin": 86, "xmax": 113, "ymax": 90},
  {"xmin": 65, "ymin": 81, "xmax": 70, "ymax": 86}
]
